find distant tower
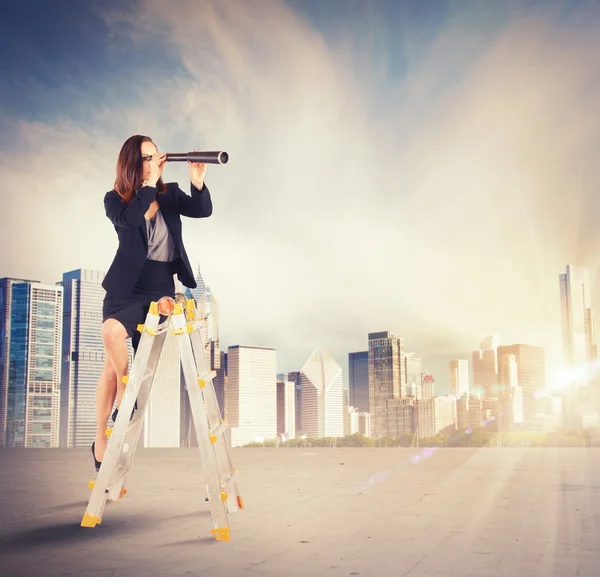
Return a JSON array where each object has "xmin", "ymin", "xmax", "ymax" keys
[
  {"xmin": 449, "ymin": 360, "xmax": 469, "ymax": 399},
  {"xmin": 188, "ymin": 266, "xmax": 220, "ymax": 370},
  {"xmin": 348, "ymin": 351, "xmax": 369, "ymax": 412},
  {"xmin": 559, "ymin": 265, "xmax": 597, "ymax": 370},
  {"xmin": 404, "ymin": 352, "xmax": 422, "ymax": 399},
  {"xmin": 300, "ymin": 346, "xmax": 344, "ymax": 438},
  {"xmin": 3, "ymin": 281, "xmax": 63, "ymax": 448},
  {"xmin": 226, "ymin": 345, "xmax": 277, "ymax": 447},
  {"xmin": 368, "ymin": 331, "xmax": 405, "ymax": 437},
  {"xmin": 472, "ymin": 334, "xmax": 501, "ymax": 397},
  {"xmin": 59, "ymin": 269, "xmax": 107, "ymax": 448}
]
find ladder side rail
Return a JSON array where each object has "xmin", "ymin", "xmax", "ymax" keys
[
  {"xmin": 81, "ymin": 306, "xmax": 164, "ymax": 526},
  {"xmin": 187, "ymin": 318, "xmax": 242, "ymax": 514},
  {"xmin": 172, "ymin": 308, "xmax": 231, "ymax": 540}
]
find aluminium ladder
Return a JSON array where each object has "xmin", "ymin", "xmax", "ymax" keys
[{"xmin": 80, "ymin": 294, "xmax": 243, "ymax": 541}]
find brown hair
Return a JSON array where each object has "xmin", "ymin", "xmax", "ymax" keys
[{"xmin": 113, "ymin": 135, "xmax": 167, "ymax": 203}]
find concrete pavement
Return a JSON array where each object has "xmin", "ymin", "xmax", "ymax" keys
[{"xmin": 1, "ymin": 446, "xmax": 598, "ymax": 576}]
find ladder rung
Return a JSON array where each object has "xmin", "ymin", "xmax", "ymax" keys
[
  {"xmin": 187, "ymin": 320, "xmax": 204, "ymax": 332},
  {"xmin": 222, "ymin": 474, "xmax": 237, "ymax": 494},
  {"xmin": 198, "ymin": 370, "xmax": 217, "ymax": 389},
  {"xmin": 209, "ymin": 420, "xmax": 227, "ymax": 443}
]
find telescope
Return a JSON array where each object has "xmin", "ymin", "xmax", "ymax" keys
[{"xmin": 165, "ymin": 151, "xmax": 229, "ymax": 164}]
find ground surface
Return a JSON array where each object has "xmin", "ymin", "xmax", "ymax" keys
[{"xmin": 0, "ymin": 446, "xmax": 598, "ymax": 576}]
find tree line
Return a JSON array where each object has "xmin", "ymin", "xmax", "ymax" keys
[{"xmin": 241, "ymin": 427, "xmax": 600, "ymax": 448}]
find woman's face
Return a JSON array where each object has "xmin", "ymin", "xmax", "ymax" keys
[{"xmin": 141, "ymin": 140, "xmax": 158, "ymax": 180}]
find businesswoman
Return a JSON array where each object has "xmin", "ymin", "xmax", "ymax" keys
[{"xmin": 92, "ymin": 135, "xmax": 213, "ymax": 470}]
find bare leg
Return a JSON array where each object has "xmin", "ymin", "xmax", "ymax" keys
[
  {"xmin": 94, "ymin": 358, "xmax": 117, "ymax": 463},
  {"xmin": 101, "ymin": 319, "xmax": 130, "ymax": 408},
  {"xmin": 93, "ymin": 319, "xmax": 129, "ymax": 464}
]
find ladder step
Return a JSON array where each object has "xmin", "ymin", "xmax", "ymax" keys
[
  {"xmin": 198, "ymin": 370, "xmax": 217, "ymax": 389},
  {"xmin": 185, "ymin": 320, "xmax": 204, "ymax": 334},
  {"xmin": 209, "ymin": 420, "xmax": 227, "ymax": 443}
]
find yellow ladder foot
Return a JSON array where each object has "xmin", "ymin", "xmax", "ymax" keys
[
  {"xmin": 211, "ymin": 527, "xmax": 231, "ymax": 541},
  {"xmin": 81, "ymin": 513, "xmax": 101, "ymax": 528}
]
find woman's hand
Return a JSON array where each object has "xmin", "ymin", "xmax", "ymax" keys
[
  {"xmin": 148, "ymin": 152, "xmax": 167, "ymax": 185},
  {"xmin": 188, "ymin": 149, "xmax": 207, "ymax": 189}
]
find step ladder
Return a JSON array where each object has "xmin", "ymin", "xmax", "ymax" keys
[{"xmin": 80, "ymin": 294, "xmax": 243, "ymax": 541}]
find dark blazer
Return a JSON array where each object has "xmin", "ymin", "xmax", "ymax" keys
[{"xmin": 102, "ymin": 181, "xmax": 212, "ymax": 297}]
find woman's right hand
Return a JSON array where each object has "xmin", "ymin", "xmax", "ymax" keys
[{"xmin": 147, "ymin": 152, "xmax": 167, "ymax": 185}]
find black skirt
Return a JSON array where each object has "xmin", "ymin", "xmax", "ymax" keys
[{"xmin": 103, "ymin": 259, "xmax": 176, "ymax": 352}]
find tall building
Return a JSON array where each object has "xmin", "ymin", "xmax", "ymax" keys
[
  {"xmin": 276, "ymin": 379, "xmax": 295, "ymax": 437},
  {"xmin": 348, "ymin": 351, "xmax": 369, "ymax": 412},
  {"xmin": 0, "ymin": 277, "xmax": 38, "ymax": 447},
  {"xmin": 449, "ymin": 360, "xmax": 469, "ymax": 399},
  {"xmin": 497, "ymin": 344, "xmax": 545, "ymax": 422},
  {"xmin": 344, "ymin": 406, "xmax": 360, "ymax": 436},
  {"xmin": 226, "ymin": 345, "xmax": 277, "ymax": 447},
  {"xmin": 300, "ymin": 346, "xmax": 344, "ymax": 438},
  {"xmin": 286, "ymin": 371, "xmax": 302, "ymax": 436},
  {"xmin": 59, "ymin": 269, "xmax": 106, "ymax": 448},
  {"xmin": 497, "ymin": 352, "xmax": 523, "ymax": 427},
  {"xmin": 472, "ymin": 334, "xmax": 500, "ymax": 397},
  {"xmin": 386, "ymin": 398, "xmax": 415, "ymax": 436},
  {"xmin": 187, "ymin": 266, "xmax": 220, "ymax": 369},
  {"xmin": 560, "ymin": 265, "xmax": 597, "ymax": 370},
  {"xmin": 368, "ymin": 331, "xmax": 405, "ymax": 438},
  {"xmin": 358, "ymin": 412, "xmax": 371, "ymax": 436},
  {"xmin": 5, "ymin": 282, "xmax": 63, "ymax": 448},
  {"xmin": 404, "ymin": 352, "xmax": 422, "ymax": 399},
  {"xmin": 416, "ymin": 395, "xmax": 457, "ymax": 438},
  {"xmin": 421, "ymin": 374, "xmax": 435, "ymax": 399}
]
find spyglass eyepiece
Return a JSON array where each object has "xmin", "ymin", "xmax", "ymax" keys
[{"xmin": 165, "ymin": 151, "xmax": 229, "ymax": 164}]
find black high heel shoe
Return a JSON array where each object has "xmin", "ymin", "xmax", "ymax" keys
[
  {"xmin": 112, "ymin": 400, "xmax": 137, "ymax": 423},
  {"xmin": 91, "ymin": 442, "xmax": 102, "ymax": 472}
]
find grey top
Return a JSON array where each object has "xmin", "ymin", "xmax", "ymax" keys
[{"xmin": 145, "ymin": 209, "xmax": 176, "ymax": 262}]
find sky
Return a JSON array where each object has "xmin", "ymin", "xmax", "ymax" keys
[{"xmin": 1, "ymin": 0, "xmax": 600, "ymax": 392}]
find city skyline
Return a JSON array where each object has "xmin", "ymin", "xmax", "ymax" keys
[
  {"xmin": 1, "ymin": 260, "xmax": 590, "ymax": 396},
  {"xmin": 2, "ymin": 0, "xmax": 600, "ymax": 396},
  {"xmin": 0, "ymin": 257, "xmax": 594, "ymax": 448}
]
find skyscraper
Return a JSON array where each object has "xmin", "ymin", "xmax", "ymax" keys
[
  {"xmin": 276, "ymin": 379, "xmax": 295, "ymax": 437},
  {"xmin": 472, "ymin": 334, "xmax": 501, "ymax": 397},
  {"xmin": 188, "ymin": 266, "xmax": 220, "ymax": 369},
  {"xmin": 368, "ymin": 331, "xmax": 405, "ymax": 438},
  {"xmin": 59, "ymin": 269, "xmax": 107, "ymax": 448},
  {"xmin": 421, "ymin": 374, "xmax": 435, "ymax": 399},
  {"xmin": 286, "ymin": 370, "xmax": 302, "ymax": 436},
  {"xmin": 404, "ymin": 352, "xmax": 422, "ymax": 399},
  {"xmin": 560, "ymin": 265, "xmax": 597, "ymax": 370},
  {"xmin": 300, "ymin": 346, "xmax": 344, "ymax": 438},
  {"xmin": 348, "ymin": 351, "xmax": 369, "ymax": 412},
  {"xmin": 5, "ymin": 281, "xmax": 63, "ymax": 448},
  {"xmin": 0, "ymin": 277, "xmax": 38, "ymax": 447},
  {"xmin": 449, "ymin": 360, "xmax": 469, "ymax": 398},
  {"xmin": 497, "ymin": 344, "xmax": 545, "ymax": 422},
  {"xmin": 416, "ymin": 395, "xmax": 457, "ymax": 437},
  {"xmin": 226, "ymin": 345, "xmax": 277, "ymax": 447}
]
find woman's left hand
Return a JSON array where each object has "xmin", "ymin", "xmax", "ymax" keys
[{"xmin": 189, "ymin": 149, "xmax": 207, "ymax": 189}]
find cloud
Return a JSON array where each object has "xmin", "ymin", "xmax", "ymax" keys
[{"xmin": 2, "ymin": 0, "xmax": 600, "ymax": 388}]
